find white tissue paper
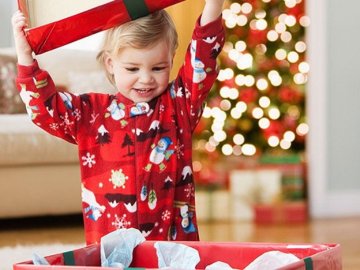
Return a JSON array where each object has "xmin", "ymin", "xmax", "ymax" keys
[
  {"xmin": 244, "ymin": 250, "xmax": 300, "ymax": 270},
  {"xmin": 32, "ymin": 253, "xmax": 50, "ymax": 265},
  {"xmin": 100, "ymin": 228, "xmax": 145, "ymax": 268},
  {"xmin": 154, "ymin": 242, "xmax": 200, "ymax": 269},
  {"xmin": 205, "ymin": 261, "xmax": 234, "ymax": 269}
]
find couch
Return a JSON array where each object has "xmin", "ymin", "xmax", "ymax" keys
[{"xmin": 0, "ymin": 47, "xmax": 115, "ymax": 218}]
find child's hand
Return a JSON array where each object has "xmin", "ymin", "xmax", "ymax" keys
[
  {"xmin": 205, "ymin": 0, "xmax": 225, "ymax": 6},
  {"xmin": 11, "ymin": 10, "xmax": 34, "ymax": 66},
  {"xmin": 200, "ymin": 0, "xmax": 225, "ymax": 26}
]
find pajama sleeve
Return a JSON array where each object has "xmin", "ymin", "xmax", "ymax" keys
[
  {"xmin": 173, "ymin": 15, "xmax": 225, "ymax": 132},
  {"xmin": 16, "ymin": 60, "xmax": 109, "ymax": 144}
]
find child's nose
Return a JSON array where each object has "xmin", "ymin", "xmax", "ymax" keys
[{"xmin": 139, "ymin": 72, "xmax": 154, "ymax": 83}]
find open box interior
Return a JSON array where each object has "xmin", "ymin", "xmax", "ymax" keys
[{"xmin": 18, "ymin": 0, "xmax": 114, "ymax": 28}]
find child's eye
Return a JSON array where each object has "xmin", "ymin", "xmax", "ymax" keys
[
  {"xmin": 153, "ymin": 67, "xmax": 166, "ymax": 72},
  {"xmin": 125, "ymin": 67, "xmax": 139, "ymax": 72}
]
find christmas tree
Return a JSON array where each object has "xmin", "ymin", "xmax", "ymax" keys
[{"xmin": 194, "ymin": 0, "xmax": 309, "ymax": 162}]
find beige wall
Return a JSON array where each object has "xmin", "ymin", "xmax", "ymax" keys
[{"xmin": 166, "ymin": 1, "xmax": 204, "ymax": 79}]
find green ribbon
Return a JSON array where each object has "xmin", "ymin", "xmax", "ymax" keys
[
  {"xmin": 304, "ymin": 257, "xmax": 313, "ymax": 270},
  {"xmin": 63, "ymin": 251, "xmax": 76, "ymax": 265},
  {"xmin": 123, "ymin": 0, "xmax": 150, "ymax": 20}
]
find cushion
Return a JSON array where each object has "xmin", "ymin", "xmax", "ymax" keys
[
  {"xmin": 0, "ymin": 53, "xmax": 26, "ymax": 114},
  {"xmin": 0, "ymin": 114, "xmax": 78, "ymax": 165},
  {"xmin": 36, "ymin": 48, "xmax": 115, "ymax": 94},
  {"xmin": 67, "ymin": 70, "xmax": 115, "ymax": 94}
]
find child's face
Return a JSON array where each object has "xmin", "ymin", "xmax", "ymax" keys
[{"xmin": 105, "ymin": 40, "xmax": 173, "ymax": 103}]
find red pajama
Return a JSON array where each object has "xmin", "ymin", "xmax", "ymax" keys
[{"xmin": 16, "ymin": 16, "xmax": 225, "ymax": 245}]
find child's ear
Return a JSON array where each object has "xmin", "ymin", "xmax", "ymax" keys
[{"xmin": 104, "ymin": 52, "xmax": 114, "ymax": 75}]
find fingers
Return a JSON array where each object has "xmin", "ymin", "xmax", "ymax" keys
[{"xmin": 12, "ymin": 10, "xmax": 28, "ymax": 32}]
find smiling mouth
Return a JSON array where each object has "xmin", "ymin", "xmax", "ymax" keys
[{"xmin": 134, "ymin": 88, "xmax": 153, "ymax": 94}]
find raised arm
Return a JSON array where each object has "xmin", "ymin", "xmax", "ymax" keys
[
  {"xmin": 11, "ymin": 10, "xmax": 34, "ymax": 66},
  {"xmin": 200, "ymin": 0, "xmax": 225, "ymax": 26}
]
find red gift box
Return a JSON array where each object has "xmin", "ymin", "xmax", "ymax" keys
[
  {"xmin": 17, "ymin": 0, "xmax": 185, "ymax": 55},
  {"xmin": 254, "ymin": 201, "xmax": 308, "ymax": 224},
  {"xmin": 14, "ymin": 241, "xmax": 341, "ymax": 269}
]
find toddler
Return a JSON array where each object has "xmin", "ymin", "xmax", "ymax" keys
[{"xmin": 12, "ymin": 0, "xmax": 225, "ymax": 244}]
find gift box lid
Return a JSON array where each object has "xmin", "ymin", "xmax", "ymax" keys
[{"xmin": 18, "ymin": 0, "xmax": 185, "ymax": 55}]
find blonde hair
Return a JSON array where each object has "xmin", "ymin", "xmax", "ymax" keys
[{"xmin": 97, "ymin": 10, "xmax": 178, "ymax": 84}]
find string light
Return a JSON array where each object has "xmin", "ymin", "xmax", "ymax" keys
[
  {"xmin": 268, "ymin": 107, "xmax": 281, "ymax": 120},
  {"xmin": 242, "ymin": 144, "xmax": 256, "ymax": 156},
  {"xmin": 294, "ymin": 73, "xmax": 307, "ymax": 84},
  {"xmin": 287, "ymin": 51, "xmax": 299, "ymax": 63},
  {"xmin": 230, "ymin": 2, "xmax": 241, "ymax": 14},
  {"xmin": 228, "ymin": 88, "xmax": 240, "ymax": 100},
  {"xmin": 275, "ymin": 22, "xmax": 286, "ymax": 33},
  {"xmin": 284, "ymin": 0, "xmax": 297, "ymax": 8},
  {"xmin": 267, "ymin": 30, "xmax": 279, "ymax": 42},
  {"xmin": 235, "ymin": 40, "xmax": 247, "ymax": 52},
  {"xmin": 236, "ymin": 101, "xmax": 247, "ymax": 113},
  {"xmin": 241, "ymin": 3, "xmax": 253, "ymax": 14},
  {"xmin": 259, "ymin": 117, "xmax": 270, "ymax": 129},
  {"xmin": 220, "ymin": 100, "xmax": 232, "ymax": 111},
  {"xmin": 298, "ymin": 62, "xmax": 310, "ymax": 73},
  {"xmin": 233, "ymin": 134, "xmax": 245, "ymax": 145},
  {"xmin": 214, "ymin": 130, "xmax": 227, "ymax": 142},
  {"xmin": 205, "ymin": 142, "xmax": 216, "ymax": 152},
  {"xmin": 202, "ymin": 106, "xmax": 212, "ymax": 118},
  {"xmin": 280, "ymin": 31, "xmax": 292, "ymax": 43},
  {"xmin": 255, "ymin": 10, "xmax": 266, "ymax": 19},
  {"xmin": 244, "ymin": 75, "xmax": 255, "ymax": 86},
  {"xmin": 220, "ymin": 86, "xmax": 231, "ymax": 98},
  {"xmin": 284, "ymin": 131, "xmax": 296, "ymax": 142},
  {"xmin": 280, "ymin": 139, "xmax": 291, "ymax": 149},
  {"xmin": 295, "ymin": 41, "xmax": 307, "ymax": 53},
  {"xmin": 296, "ymin": 123, "xmax": 309, "ymax": 136},
  {"xmin": 275, "ymin": 48, "xmax": 287, "ymax": 60},
  {"xmin": 235, "ymin": 74, "xmax": 246, "ymax": 86},
  {"xmin": 259, "ymin": 96, "xmax": 271, "ymax": 108},
  {"xmin": 268, "ymin": 70, "xmax": 282, "ymax": 86},
  {"xmin": 237, "ymin": 15, "xmax": 248, "ymax": 26},
  {"xmin": 222, "ymin": 144, "xmax": 233, "ymax": 155},
  {"xmin": 225, "ymin": 14, "xmax": 238, "ymax": 28},
  {"xmin": 252, "ymin": 107, "xmax": 264, "ymax": 119},
  {"xmin": 256, "ymin": 43, "xmax": 267, "ymax": 54},
  {"xmin": 284, "ymin": 15, "xmax": 297, "ymax": 27},
  {"xmin": 231, "ymin": 107, "xmax": 242, "ymax": 119},
  {"xmin": 268, "ymin": 136, "xmax": 280, "ymax": 147},
  {"xmin": 237, "ymin": 53, "xmax": 253, "ymax": 70},
  {"xmin": 299, "ymin": 16, "xmax": 310, "ymax": 27},
  {"xmin": 208, "ymin": 136, "xmax": 219, "ymax": 146},
  {"xmin": 256, "ymin": 78, "xmax": 269, "ymax": 91}
]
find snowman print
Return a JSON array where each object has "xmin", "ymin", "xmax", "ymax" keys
[
  {"xmin": 144, "ymin": 136, "xmax": 174, "ymax": 172},
  {"xmin": 190, "ymin": 40, "xmax": 207, "ymax": 84}
]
